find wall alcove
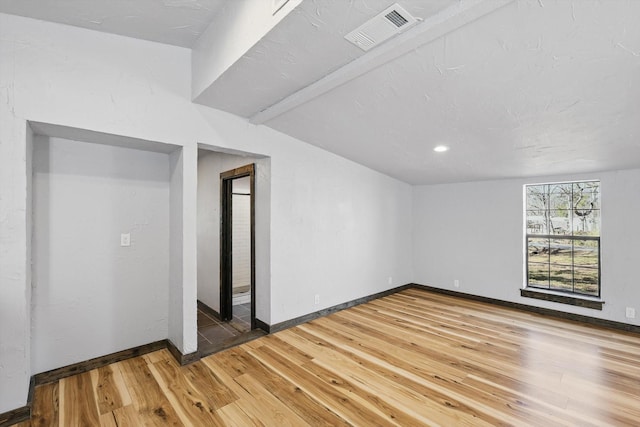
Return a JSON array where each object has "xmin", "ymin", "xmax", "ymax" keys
[{"xmin": 29, "ymin": 122, "xmax": 182, "ymax": 374}]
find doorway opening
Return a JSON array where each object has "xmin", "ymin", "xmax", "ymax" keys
[
  {"xmin": 196, "ymin": 162, "xmax": 260, "ymax": 355},
  {"xmin": 196, "ymin": 149, "xmax": 270, "ymax": 356},
  {"xmin": 220, "ymin": 164, "xmax": 255, "ymax": 331}
]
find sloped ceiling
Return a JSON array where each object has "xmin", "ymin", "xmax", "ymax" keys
[
  {"xmin": 2, "ymin": 0, "xmax": 639, "ymax": 184},
  {"xmin": 194, "ymin": 0, "xmax": 455, "ymax": 118},
  {"xmin": 237, "ymin": 0, "xmax": 640, "ymax": 184}
]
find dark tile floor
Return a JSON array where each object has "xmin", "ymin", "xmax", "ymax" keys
[{"xmin": 197, "ymin": 302, "xmax": 259, "ymax": 356}]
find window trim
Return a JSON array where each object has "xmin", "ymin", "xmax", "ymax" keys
[
  {"xmin": 524, "ymin": 180, "xmax": 601, "ymax": 300},
  {"xmin": 520, "ymin": 287, "xmax": 604, "ymax": 310}
]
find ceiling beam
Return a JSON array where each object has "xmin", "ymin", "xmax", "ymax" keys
[{"xmin": 250, "ymin": 0, "xmax": 514, "ymax": 125}]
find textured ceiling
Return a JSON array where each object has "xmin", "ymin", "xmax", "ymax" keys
[
  {"xmin": 2, "ymin": 0, "xmax": 640, "ymax": 185},
  {"xmin": 0, "ymin": 0, "xmax": 227, "ymax": 47},
  {"xmin": 256, "ymin": 0, "xmax": 640, "ymax": 184},
  {"xmin": 195, "ymin": 0, "xmax": 453, "ymax": 117}
]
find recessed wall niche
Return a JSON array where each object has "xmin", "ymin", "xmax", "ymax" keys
[{"xmin": 30, "ymin": 124, "xmax": 180, "ymax": 374}]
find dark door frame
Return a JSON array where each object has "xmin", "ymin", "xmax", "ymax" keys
[{"xmin": 220, "ymin": 163, "xmax": 255, "ymax": 329}]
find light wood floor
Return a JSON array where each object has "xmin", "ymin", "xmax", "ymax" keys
[{"xmin": 17, "ymin": 289, "xmax": 640, "ymax": 426}]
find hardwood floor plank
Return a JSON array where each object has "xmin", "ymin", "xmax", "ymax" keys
[
  {"xmin": 291, "ymin": 320, "xmax": 515, "ymax": 426},
  {"xmin": 302, "ymin": 356, "xmax": 452, "ymax": 426},
  {"xmin": 560, "ymin": 372, "xmax": 640, "ymax": 424},
  {"xmin": 111, "ymin": 404, "xmax": 142, "ymax": 426},
  {"xmin": 225, "ymin": 345, "xmax": 350, "ymax": 427},
  {"xmin": 203, "ymin": 339, "xmax": 347, "ymax": 426},
  {"xmin": 98, "ymin": 411, "xmax": 118, "ymax": 427},
  {"xmin": 29, "ymin": 383, "xmax": 59, "ymax": 427},
  {"xmin": 313, "ymin": 313, "xmax": 472, "ymax": 382},
  {"xmin": 59, "ymin": 372, "xmax": 100, "ymax": 427},
  {"xmin": 199, "ymin": 358, "xmax": 288, "ymax": 426},
  {"xmin": 287, "ymin": 325, "xmax": 501, "ymax": 426},
  {"xmin": 233, "ymin": 373, "xmax": 310, "ymax": 426},
  {"xmin": 21, "ymin": 288, "xmax": 640, "ymax": 426},
  {"xmin": 90, "ymin": 363, "xmax": 132, "ymax": 415},
  {"xmin": 256, "ymin": 333, "xmax": 315, "ymax": 366},
  {"xmin": 200, "ymin": 356, "xmax": 257, "ymax": 399},
  {"xmin": 208, "ymin": 347, "xmax": 260, "ymax": 379},
  {"xmin": 248, "ymin": 344, "xmax": 398, "ymax": 426},
  {"xmin": 142, "ymin": 348, "xmax": 173, "ymax": 365},
  {"xmin": 183, "ymin": 362, "xmax": 238, "ymax": 410},
  {"xmin": 332, "ymin": 301, "xmax": 568, "ymax": 403},
  {"xmin": 148, "ymin": 359, "xmax": 226, "ymax": 426},
  {"xmin": 117, "ymin": 357, "xmax": 184, "ymax": 426},
  {"xmin": 307, "ymin": 311, "xmax": 571, "ymax": 425},
  {"xmin": 216, "ymin": 402, "xmax": 265, "ymax": 426}
]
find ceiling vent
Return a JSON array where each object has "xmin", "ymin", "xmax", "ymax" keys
[{"xmin": 345, "ymin": 3, "xmax": 418, "ymax": 51}]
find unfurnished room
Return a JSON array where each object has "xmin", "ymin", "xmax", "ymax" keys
[{"xmin": 1, "ymin": 0, "xmax": 639, "ymax": 426}]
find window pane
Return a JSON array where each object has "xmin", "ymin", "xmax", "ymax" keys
[
  {"xmin": 528, "ymin": 263, "xmax": 549, "ymax": 288},
  {"xmin": 550, "ymin": 210, "xmax": 570, "ymax": 235},
  {"xmin": 573, "ymin": 209, "xmax": 597, "ymax": 235},
  {"xmin": 574, "ymin": 239, "xmax": 599, "ymax": 268},
  {"xmin": 574, "ymin": 267, "xmax": 599, "ymax": 296},
  {"xmin": 549, "ymin": 264, "xmax": 573, "ymax": 291},
  {"xmin": 589, "ymin": 209, "xmax": 600, "ymax": 235},
  {"xmin": 526, "ymin": 209, "xmax": 546, "ymax": 234},
  {"xmin": 573, "ymin": 182, "xmax": 599, "ymax": 209},
  {"xmin": 574, "ymin": 208, "xmax": 600, "ymax": 236},
  {"xmin": 549, "ymin": 239, "xmax": 572, "ymax": 266},
  {"xmin": 528, "ymin": 238, "xmax": 549, "ymax": 263},
  {"xmin": 526, "ymin": 185, "xmax": 547, "ymax": 210},
  {"xmin": 549, "ymin": 183, "xmax": 571, "ymax": 211},
  {"xmin": 572, "ymin": 181, "xmax": 600, "ymax": 236}
]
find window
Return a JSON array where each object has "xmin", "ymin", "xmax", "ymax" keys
[{"xmin": 525, "ymin": 181, "xmax": 600, "ymax": 297}]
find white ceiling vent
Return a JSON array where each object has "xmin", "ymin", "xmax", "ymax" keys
[{"xmin": 345, "ymin": 3, "xmax": 418, "ymax": 51}]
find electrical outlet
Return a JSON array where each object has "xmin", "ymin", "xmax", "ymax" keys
[
  {"xmin": 626, "ymin": 307, "xmax": 636, "ymax": 319},
  {"xmin": 314, "ymin": 294, "xmax": 320, "ymax": 305},
  {"xmin": 454, "ymin": 279, "xmax": 460, "ymax": 288},
  {"xmin": 120, "ymin": 233, "xmax": 131, "ymax": 247},
  {"xmin": 388, "ymin": 276, "xmax": 393, "ymax": 285}
]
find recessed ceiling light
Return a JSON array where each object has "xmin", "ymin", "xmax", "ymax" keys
[{"xmin": 433, "ymin": 145, "xmax": 449, "ymax": 153}]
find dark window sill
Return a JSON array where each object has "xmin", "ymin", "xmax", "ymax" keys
[{"xmin": 520, "ymin": 288, "xmax": 604, "ymax": 310}]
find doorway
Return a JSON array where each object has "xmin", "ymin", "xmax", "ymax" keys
[{"xmin": 220, "ymin": 164, "xmax": 255, "ymax": 331}]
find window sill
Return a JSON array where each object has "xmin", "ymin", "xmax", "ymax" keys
[{"xmin": 520, "ymin": 288, "xmax": 604, "ymax": 310}]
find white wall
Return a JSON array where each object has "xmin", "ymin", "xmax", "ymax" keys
[
  {"xmin": 268, "ymin": 138, "xmax": 414, "ymax": 323},
  {"xmin": 25, "ymin": 123, "xmax": 33, "ymax": 387},
  {"xmin": 0, "ymin": 12, "xmax": 413, "ymax": 411},
  {"xmin": 168, "ymin": 149, "xmax": 184, "ymax": 351},
  {"xmin": 413, "ymin": 169, "xmax": 640, "ymax": 326},
  {"xmin": 0, "ymin": 114, "xmax": 31, "ymax": 410},
  {"xmin": 31, "ymin": 137, "xmax": 170, "ymax": 374},
  {"xmin": 168, "ymin": 144, "xmax": 198, "ymax": 355}
]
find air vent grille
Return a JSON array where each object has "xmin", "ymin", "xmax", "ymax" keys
[
  {"xmin": 385, "ymin": 10, "xmax": 409, "ymax": 28},
  {"xmin": 345, "ymin": 3, "xmax": 418, "ymax": 51}
]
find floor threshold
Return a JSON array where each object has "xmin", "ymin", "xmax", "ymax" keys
[{"xmin": 198, "ymin": 329, "xmax": 267, "ymax": 358}]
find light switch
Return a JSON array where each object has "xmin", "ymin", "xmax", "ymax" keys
[{"xmin": 120, "ymin": 233, "xmax": 131, "ymax": 247}]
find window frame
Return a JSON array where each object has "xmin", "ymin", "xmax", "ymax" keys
[{"xmin": 524, "ymin": 180, "xmax": 601, "ymax": 299}]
